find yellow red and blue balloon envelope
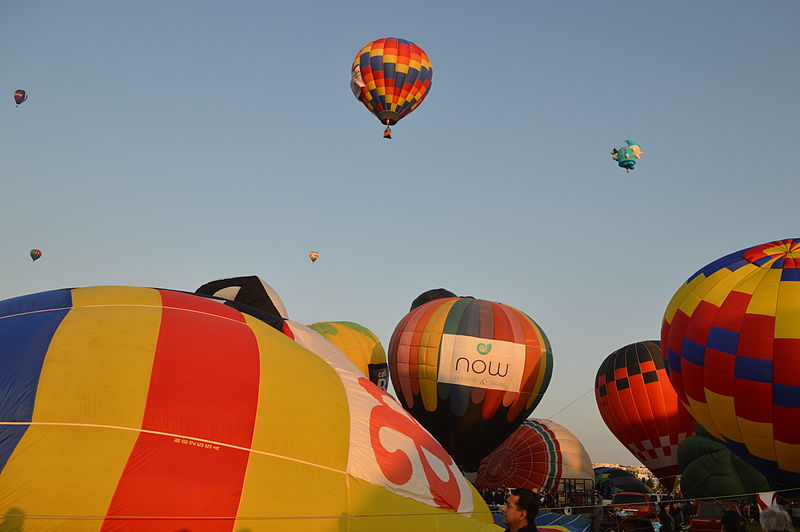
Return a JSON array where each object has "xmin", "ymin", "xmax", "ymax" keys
[
  {"xmin": 0, "ymin": 286, "xmax": 499, "ymax": 531},
  {"xmin": 475, "ymin": 418, "xmax": 594, "ymax": 494},
  {"xmin": 388, "ymin": 296, "xmax": 553, "ymax": 471},
  {"xmin": 13, "ymin": 89, "xmax": 27, "ymax": 105},
  {"xmin": 594, "ymin": 341, "xmax": 696, "ymax": 490},
  {"xmin": 351, "ymin": 38, "xmax": 432, "ymax": 126},
  {"xmin": 662, "ymin": 238, "xmax": 800, "ymax": 487},
  {"xmin": 308, "ymin": 321, "xmax": 389, "ymax": 390}
]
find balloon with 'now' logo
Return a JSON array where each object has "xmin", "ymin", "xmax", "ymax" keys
[{"xmin": 388, "ymin": 296, "xmax": 553, "ymax": 471}]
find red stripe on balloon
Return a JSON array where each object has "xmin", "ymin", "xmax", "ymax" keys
[{"xmin": 101, "ymin": 291, "xmax": 260, "ymax": 532}]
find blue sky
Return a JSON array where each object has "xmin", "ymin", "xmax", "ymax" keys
[{"xmin": 1, "ymin": 1, "xmax": 798, "ymax": 465}]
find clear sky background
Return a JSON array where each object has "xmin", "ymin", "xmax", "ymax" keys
[{"xmin": 1, "ymin": 1, "xmax": 798, "ymax": 466}]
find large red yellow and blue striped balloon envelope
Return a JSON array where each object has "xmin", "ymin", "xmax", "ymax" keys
[
  {"xmin": 475, "ymin": 418, "xmax": 594, "ymax": 494},
  {"xmin": 662, "ymin": 238, "xmax": 800, "ymax": 487},
  {"xmin": 0, "ymin": 287, "xmax": 499, "ymax": 531},
  {"xmin": 594, "ymin": 341, "xmax": 696, "ymax": 490},
  {"xmin": 388, "ymin": 297, "xmax": 553, "ymax": 471},
  {"xmin": 350, "ymin": 38, "xmax": 432, "ymax": 137}
]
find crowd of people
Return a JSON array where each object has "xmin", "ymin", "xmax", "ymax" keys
[{"xmin": 482, "ymin": 488, "xmax": 799, "ymax": 532}]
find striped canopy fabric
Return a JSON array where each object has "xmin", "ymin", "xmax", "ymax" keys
[
  {"xmin": 351, "ymin": 37, "xmax": 432, "ymax": 126},
  {"xmin": 0, "ymin": 286, "xmax": 499, "ymax": 531},
  {"xmin": 662, "ymin": 238, "xmax": 800, "ymax": 487},
  {"xmin": 475, "ymin": 418, "xmax": 594, "ymax": 493}
]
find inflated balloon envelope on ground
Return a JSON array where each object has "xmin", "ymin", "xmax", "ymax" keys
[{"xmin": 0, "ymin": 286, "xmax": 498, "ymax": 531}]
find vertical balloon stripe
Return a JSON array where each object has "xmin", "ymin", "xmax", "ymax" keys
[
  {"xmin": 102, "ymin": 291, "xmax": 260, "ymax": 531},
  {"xmin": 420, "ymin": 299, "xmax": 458, "ymax": 411},
  {"xmin": 481, "ymin": 304, "xmax": 515, "ymax": 419},
  {"xmin": 388, "ymin": 311, "xmax": 418, "ymax": 407},
  {"xmin": 449, "ymin": 299, "xmax": 478, "ymax": 417},
  {"xmin": 508, "ymin": 313, "xmax": 548, "ymax": 419},
  {"xmin": 0, "ymin": 289, "xmax": 72, "ymax": 473},
  {"xmin": 0, "ymin": 287, "xmax": 162, "ymax": 527},
  {"xmin": 412, "ymin": 299, "xmax": 452, "ymax": 401}
]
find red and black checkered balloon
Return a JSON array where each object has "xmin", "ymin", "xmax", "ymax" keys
[{"xmin": 595, "ymin": 341, "xmax": 696, "ymax": 489}]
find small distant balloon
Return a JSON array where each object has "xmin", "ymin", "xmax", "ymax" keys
[
  {"xmin": 13, "ymin": 90, "xmax": 27, "ymax": 106},
  {"xmin": 309, "ymin": 251, "xmax": 319, "ymax": 263},
  {"xmin": 30, "ymin": 249, "xmax": 42, "ymax": 261},
  {"xmin": 611, "ymin": 139, "xmax": 643, "ymax": 172}
]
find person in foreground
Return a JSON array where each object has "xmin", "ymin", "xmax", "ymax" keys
[
  {"xmin": 759, "ymin": 505, "xmax": 793, "ymax": 532},
  {"xmin": 501, "ymin": 488, "xmax": 539, "ymax": 532}
]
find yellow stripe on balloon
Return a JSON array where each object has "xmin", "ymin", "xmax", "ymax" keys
[
  {"xmin": 240, "ymin": 315, "xmax": 351, "ymax": 471},
  {"xmin": 419, "ymin": 299, "xmax": 457, "ymax": 412},
  {"xmin": 704, "ymin": 389, "xmax": 742, "ymax": 442},
  {"xmin": 775, "ymin": 441, "xmax": 800, "ymax": 473},
  {"xmin": 0, "ymin": 286, "xmax": 162, "ymax": 525},
  {"xmin": 732, "ymin": 266, "xmax": 769, "ymax": 295},
  {"xmin": 686, "ymin": 396, "xmax": 724, "ymax": 441},
  {"xmin": 664, "ymin": 275, "xmax": 704, "ymax": 323},
  {"xmin": 737, "ymin": 417, "xmax": 776, "ymax": 461},
  {"xmin": 702, "ymin": 264, "xmax": 759, "ymax": 306},
  {"xmin": 774, "ymin": 281, "xmax": 800, "ymax": 338},
  {"xmin": 528, "ymin": 315, "xmax": 549, "ymax": 409},
  {"xmin": 745, "ymin": 268, "xmax": 782, "ymax": 316},
  {"xmin": 236, "ymin": 454, "xmax": 348, "ymax": 532}
]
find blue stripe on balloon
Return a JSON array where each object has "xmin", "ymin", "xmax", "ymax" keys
[
  {"xmin": 680, "ymin": 338, "xmax": 705, "ymax": 366},
  {"xmin": 774, "ymin": 384, "xmax": 800, "ymax": 408},
  {"xmin": 771, "ymin": 258, "xmax": 785, "ymax": 269},
  {"xmin": 368, "ymin": 88, "xmax": 383, "ymax": 112},
  {"xmin": 734, "ymin": 356, "xmax": 773, "ymax": 383},
  {"xmin": 405, "ymin": 67, "xmax": 419, "ymax": 90},
  {"xmin": 457, "ymin": 298, "xmax": 480, "ymax": 337},
  {"xmin": 706, "ymin": 327, "xmax": 739, "ymax": 355},
  {"xmin": 687, "ymin": 248, "xmax": 749, "ymax": 282},
  {"xmin": 383, "ymin": 62, "xmax": 396, "ymax": 81},
  {"xmin": 725, "ymin": 438, "xmax": 800, "ymax": 487},
  {"xmin": 667, "ymin": 347, "xmax": 682, "ymax": 373},
  {"xmin": 0, "ymin": 289, "xmax": 73, "ymax": 473},
  {"xmin": 781, "ymin": 268, "xmax": 800, "ymax": 281}
]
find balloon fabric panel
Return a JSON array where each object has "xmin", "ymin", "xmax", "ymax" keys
[
  {"xmin": 0, "ymin": 289, "xmax": 72, "ymax": 473},
  {"xmin": 0, "ymin": 287, "xmax": 164, "ymax": 528},
  {"xmin": 102, "ymin": 290, "xmax": 260, "ymax": 530},
  {"xmin": 662, "ymin": 238, "xmax": 800, "ymax": 486}
]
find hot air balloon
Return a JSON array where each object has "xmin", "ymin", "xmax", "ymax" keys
[
  {"xmin": 476, "ymin": 418, "xmax": 594, "ymax": 499},
  {"xmin": 388, "ymin": 296, "xmax": 553, "ymax": 471},
  {"xmin": 196, "ymin": 275, "xmax": 288, "ymax": 319},
  {"xmin": 594, "ymin": 341, "xmax": 695, "ymax": 490},
  {"xmin": 351, "ymin": 37, "xmax": 432, "ymax": 139},
  {"xmin": 678, "ymin": 425, "xmax": 770, "ymax": 499},
  {"xmin": 610, "ymin": 140, "xmax": 642, "ymax": 172},
  {"xmin": 29, "ymin": 249, "xmax": 42, "ymax": 262},
  {"xmin": 662, "ymin": 238, "xmax": 800, "ymax": 488},
  {"xmin": 309, "ymin": 251, "xmax": 319, "ymax": 263},
  {"xmin": 593, "ymin": 467, "xmax": 649, "ymax": 497},
  {"xmin": 0, "ymin": 286, "xmax": 499, "ymax": 531},
  {"xmin": 308, "ymin": 321, "xmax": 389, "ymax": 390},
  {"xmin": 13, "ymin": 90, "xmax": 27, "ymax": 106}
]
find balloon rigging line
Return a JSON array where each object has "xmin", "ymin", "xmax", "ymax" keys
[
  {"xmin": 545, "ymin": 387, "xmax": 594, "ymax": 419},
  {"xmin": 0, "ymin": 421, "xmax": 346, "ymax": 475}
]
